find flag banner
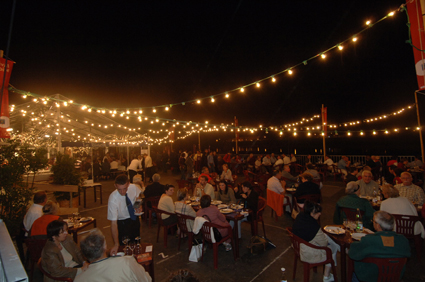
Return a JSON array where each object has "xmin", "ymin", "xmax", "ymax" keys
[
  {"xmin": 0, "ymin": 58, "xmax": 14, "ymax": 138},
  {"xmin": 322, "ymin": 107, "xmax": 327, "ymax": 136},
  {"xmin": 406, "ymin": 0, "xmax": 425, "ymax": 90}
]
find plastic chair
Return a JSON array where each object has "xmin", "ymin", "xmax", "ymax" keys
[
  {"xmin": 287, "ymin": 227, "xmax": 338, "ymax": 282},
  {"xmin": 340, "ymin": 207, "xmax": 365, "ymax": 222},
  {"xmin": 153, "ymin": 207, "xmax": 178, "ymax": 248},
  {"xmin": 26, "ymin": 236, "xmax": 48, "ymax": 282},
  {"xmin": 37, "ymin": 258, "xmax": 73, "ymax": 282},
  {"xmin": 267, "ymin": 189, "xmax": 292, "ymax": 221},
  {"xmin": 331, "ymin": 165, "xmax": 344, "ymax": 181},
  {"xmin": 349, "ymin": 257, "xmax": 407, "ymax": 282},
  {"xmin": 143, "ymin": 195, "xmax": 161, "ymax": 227},
  {"xmin": 255, "ymin": 197, "xmax": 267, "ymax": 237},
  {"xmin": 200, "ymin": 221, "xmax": 236, "ymax": 269},
  {"xmin": 392, "ymin": 214, "xmax": 423, "ymax": 261},
  {"xmin": 176, "ymin": 213, "xmax": 195, "ymax": 255}
]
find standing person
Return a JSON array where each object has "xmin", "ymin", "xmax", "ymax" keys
[
  {"xmin": 101, "ymin": 157, "xmax": 111, "ymax": 179},
  {"xmin": 158, "ymin": 185, "xmax": 178, "ymax": 226},
  {"xmin": 93, "ymin": 157, "xmax": 102, "ymax": 181},
  {"xmin": 144, "ymin": 154, "xmax": 154, "ymax": 183},
  {"xmin": 213, "ymin": 151, "xmax": 219, "ymax": 173},
  {"xmin": 185, "ymin": 152, "xmax": 194, "ymax": 180},
  {"xmin": 76, "ymin": 229, "xmax": 151, "ymax": 282},
  {"xmin": 108, "ymin": 174, "xmax": 143, "ymax": 256},
  {"xmin": 23, "ymin": 191, "xmax": 47, "ymax": 236},
  {"xmin": 201, "ymin": 149, "xmax": 209, "ymax": 169},
  {"xmin": 207, "ymin": 151, "xmax": 215, "ymax": 173},
  {"xmin": 120, "ymin": 155, "xmax": 128, "ymax": 168},
  {"xmin": 128, "ymin": 155, "xmax": 142, "ymax": 183},
  {"xmin": 178, "ymin": 153, "xmax": 187, "ymax": 180},
  {"xmin": 110, "ymin": 157, "xmax": 119, "ymax": 172}
]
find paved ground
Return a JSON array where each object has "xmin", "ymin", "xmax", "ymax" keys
[{"xmin": 28, "ymin": 171, "xmax": 424, "ymax": 282}]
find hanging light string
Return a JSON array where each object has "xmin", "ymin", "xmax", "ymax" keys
[{"xmin": 7, "ymin": 5, "xmax": 404, "ymax": 114}]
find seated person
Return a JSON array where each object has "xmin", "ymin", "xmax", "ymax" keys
[
  {"xmin": 380, "ymin": 185, "xmax": 424, "ymax": 238},
  {"xmin": 215, "ymin": 180, "xmax": 237, "ymax": 204},
  {"xmin": 75, "ymin": 229, "xmax": 151, "ymax": 282},
  {"xmin": 305, "ymin": 164, "xmax": 321, "ymax": 180},
  {"xmin": 267, "ymin": 169, "xmax": 286, "ymax": 195},
  {"xmin": 290, "ymin": 153, "xmax": 297, "ymax": 163},
  {"xmin": 394, "ymin": 172, "xmax": 425, "ymax": 205},
  {"xmin": 323, "ymin": 156, "xmax": 334, "ymax": 171},
  {"xmin": 392, "ymin": 168, "xmax": 403, "ymax": 185},
  {"xmin": 254, "ymin": 155, "xmax": 262, "ymax": 172},
  {"xmin": 144, "ymin": 173, "xmax": 166, "ymax": 199},
  {"xmin": 240, "ymin": 181, "xmax": 259, "ymax": 221},
  {"xmin": 345, "ymin": 167, "xmax": 359, "ymax": 183},
  {"xmin": 349, "ymin": 211, "xmax": 410, "ymax": 282},
  {"xmin": 337, "ymin": 156, "xmax": 350, "ymax": 176},
  {"xmin": 194, "ymin": 175, "xmax": 215, "ymax": 200},
  {"xmin": 41, "ymin": 220, "xmax": 88, "ymax": 280},
  {"xmin": 333, "ymin": 181, "xmax": 375, "ymax": 229},
  {"xmin": 196, "ymin": 195, "xmax": 232, "ymax": 251},
  {"xmin": 158, "ymin": 185, "xmax": 178, "ymax": 225},
  {"xmin": 293, "ymin": 172, "xmax": 321, "ymax": 208},
  {"xmin": 198, "ymin": 166, "xmax": 213, "ymax": 184},
  {"xmin": 220, "ymin": 164, "xmax": 233, "ymax": 182},
  {"xmin": 282, "ymin": 165, "xmax": 298, "ymax": 187},
  {"xmin": 273, "ymin": 156, "xmax": 284, "ymax": 167},
  {"xmin": 174, "ymin": 188, "xmax": 196, "ymax": 231},
  {"xmin": 292, "ymin": 201, "xmax": 339, "ymax": 282},
  {"xmin": 31, "ymin": 201, "xmax": 60, "ymax": 236},
  {"xmin": 357, "ymin": 170, "xmax": 380, "ymax": 197},
  {"xmin": 110, "ymin": 157, "xmax": 119, "ymax": 172},
  {"xmin": 23, "ymin": 191, "xmax": 47, "ymax": 236}
]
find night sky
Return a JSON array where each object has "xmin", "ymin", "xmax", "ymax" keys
[{"xmin": 0, "ymin": 0, "xmax": 423, "ymax": 153}]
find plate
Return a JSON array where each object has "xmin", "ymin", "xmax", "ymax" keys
[
  {"xmin": 185, "ymin": 200, "xmax": 191, "ymax": 204},
  {"xmin": 230, "ymin": 204, "xmax": 243, "ymax": 210},
  {"xmin": 286, "ymin": 188, "xmax": 296, "ymax": 192},
  {"xmin": 134, "ymin": 212, "xmax": 144, "ymax": 216},
  {"xmin": 211, "ymin": 200, "xmax": 222, "ymax": 205},
  {"xmin": 220, "ymin": 208, "xmax": 234, "ymax": 214},
  {"xmin": 115, "ymin": 252, "xmax": 125, "ymax": 257},
  {"xmin": 324, "ymin": 226, "xmax": 345, "ymax": 235},
  {"xmin": 190, "ymin": 202, "xmax": 200, "ymax": 206},
  {"xmin": 80, "ymin": 217, "xmax": 93, "ymax": 222},
  {"xmin": 351, "ymin": 232, "xmax": 367, "ymax": 240},
  {"xmin": 67, "ymin": 222, "xmax": 74, "ymax": 228},
  {"xmin": 218, "ymin": 204, "xmax": 228, "ymax": 209}
]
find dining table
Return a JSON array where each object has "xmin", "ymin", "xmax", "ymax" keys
[
  {"xmin": 117, "ymin": 243, "xmax": 154, "ymax": 282},
  {"xmin": 67, "ymin": 217, "xmax": 97, "ymax": 243},
  {"xmin": 189, "ymin": 200, "xmax": 253, "ymax": 258},
  {"xmin": 323, "ymin": 224, "xmax": 373, "ymax": 282}
]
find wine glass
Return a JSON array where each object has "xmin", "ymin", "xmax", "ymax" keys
[
  {"xmin": 122, "ymin": 236, "xmax": 131, "ymax": 255},
  {"xmin": 343, "ymin": 218, "xmax": 348, "ymax": 230},
  {"xmin": 134, "ymin": 237, "xmax": 142, "ymax": 256},
  {"xmin": 129, "ymin": 241, "xmax": 136, "ymax": 257}
]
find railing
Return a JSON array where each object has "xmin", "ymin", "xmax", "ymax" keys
[
  {"xmin": 0, "ymin": 220, "xmax": 28, "ymax": 282},
  {"xmin": 296, "ymin": 155, "xmax": 416, "ymax": 166}
]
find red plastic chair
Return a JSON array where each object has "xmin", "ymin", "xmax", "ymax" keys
[
  {"xmin": 143, "ymin": 196, "xmax": 161, "ymax": 228},
  {"xmin": 253, "ymin": 197, "xmax": 267, "ymax": 237},
  {"xmin": 340, "ymin": 207, "xmax": 365, "ymax": 222},
  {"xmin": 153, "ymin": 207, "xmax": 178, "ymax": 248},
  {"xmin": 176, "ymin": 213, "xmax": 195, "ymax": 255},
  {"xmin": 26, "ymin": 236, "xmax": 47, "ymax": 282},
  {"xmin": 37, "ymin": 258, "xmax": 73, "ymax": 282},
  {"xmin": 200, "ymin": 221, "xmax": 236, "ymax": 269},
  {"xmin": 287, "ymin": 227, "xmax": 338, "ymax": 282},
  {"xmin": 331, "ymin": 164, "xmax": 344, "ymax": 181},
  {"xmin": 349, "ymin": 257, "xmax": 407, "ymax": 282},
  {"xmin": 392, "ymin": 214, "xmax": 423, "ymax": 261}
]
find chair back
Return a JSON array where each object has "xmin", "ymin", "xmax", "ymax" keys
[
  {"xmin": 176, "ymin": 213, "xmax": 195, "ymax": 234},
  {"xmin": 26, "ymin": 236, "xmax": 48, "ymax": 264},
  {"xmin": 37, "ymin": 258, "xmax": 73, "ymax": 282},
  {"xmin": 340, "ymin": 207, "xmax": 365, "ymax": 221},
  {"xmin": 257, "ymin": 197, "xmax": 266, "ymax": 218},
  {"xmin": 200, "ymin": 221, "xmax": 230, "ymax": 244},
  {"xmin": 392, "ymin": 214, "xmax": 420, "ymax": 239},
  {"xmin": 144, "ymin": 195, "xmax": 161, "ymax": 209},
  {"xmin": 286, "ymin": 227, "xmax": 301, "ymax": 257},
  {"xmin": 361, "ymin": 257, "xmax": 407, "ymax": 282},
  {"xmin": 332, "ymin": 164, "xmax": 341, "ymax": 174},
  {"xmin": 153, "ymin": 207, "xmax": 175, "ymax": 226}
]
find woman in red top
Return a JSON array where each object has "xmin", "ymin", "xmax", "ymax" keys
[{"xmin": 31, "ymin": 201, "xmax": 60, "ymax": 236}]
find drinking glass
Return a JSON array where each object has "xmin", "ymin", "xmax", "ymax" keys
[
  {"xmin": 134, "ymin": 237, "xmax": 142, "ymax": 256},
  {"xmin": 129, "ymin": 241, "xmax": 136, "ymax": 257},
  {"xmin": 343, "ymin": 218, "xmax": 348, "ymax": 229},
  {"xmin": 122, "ymin": 236, "xmax": 131, "ymax": 255}
]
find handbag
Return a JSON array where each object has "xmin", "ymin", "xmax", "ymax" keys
[{"xmin": 189, "ymin": 239, "xmax": 203, "ymax": 262}]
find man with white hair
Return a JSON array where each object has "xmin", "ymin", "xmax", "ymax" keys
[
  {"xmin": 357, "ymin": 170, "xmax": 380, "ymax": 197},
  {"xmin": 349, "ymin": 211, "xmax": 410, "ymax": 282},
  {"xmin": 394, "ymin": 172, "xmax": 425, "ymax": 205},
  {"xmin": 76, "ymin": 229, "xmax": 151, "ymax": 282}
]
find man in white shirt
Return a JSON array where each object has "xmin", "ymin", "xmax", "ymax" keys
[
  {"xmin": 267, "ymin": 170, "xmax": 286, "ymax": 195},
  {"xmin": 144, "ymin": 154, "xmax": 154, "ymax": 182},
  {"xmin": 323, "ymin": 155, "xmax": 334, "ymax": 171},
  {"xmin": 194, "ymin": 175, "xmax": 215, "ymax": 200},
  {"xmin": 274, "ymin": 156, "xmax": 284, "ymax": 167},
  {"xmin": 23, "ymin": 191, "xmax": 47, "ymax": 236},
  {"xmin": 77, "ymin": 229, "xmax": 151, "ymax": 282},
  {"xmin": 282, "ymin": 154, "xmax": 291, "ymax": 165},
  {"xmin": 108, "ymin": 175, "xmax": 142, "ymax": 256},
  {"xmin": 394, "ymin": 172, "xmax": 425, "ymax": 206},
  {"xmin": 128, "ymin": 155, "xmax": 142, "ymax": 183},
  {"xmin": 110, "ymin": 158, "xmax": 119, "ymax": 171}
]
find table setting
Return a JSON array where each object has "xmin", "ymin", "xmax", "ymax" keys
[{"xmin": 63, "ymin": 212, "xmax": 97, "ymax": 243}]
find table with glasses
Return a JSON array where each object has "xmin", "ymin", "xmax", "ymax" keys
[
  {"xmin": 118, "ymin": 242, "xmax": 154, "ymax": 281},
  {"xmin": 65, "ymin": 216, "xmax": 97, "ymax": 243}
]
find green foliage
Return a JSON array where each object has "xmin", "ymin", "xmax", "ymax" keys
[
  {"xmin": 51, "ymin": 153, "xmax": 82, "ymax": 201},
  {"xmin": 0, "ymin": 139, "xmax": 48, "ymax": 236}
]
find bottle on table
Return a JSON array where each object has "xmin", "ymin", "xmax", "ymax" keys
[
  {"xmin": 280, "ymin": 267, "xmax": 287, "ymax": 282},
  {"xmin": 356, "ymin": 208, "xmax": 363, "ymax": 233}
]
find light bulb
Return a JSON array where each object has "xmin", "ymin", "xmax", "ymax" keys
[{"xmin": 338, "ymin": 45, "xmax": 343, "ymax": 50}]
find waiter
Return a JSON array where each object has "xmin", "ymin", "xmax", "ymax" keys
[{"xmin": 108, "ymin": 174, "xmax": 142, "ymax": 256}]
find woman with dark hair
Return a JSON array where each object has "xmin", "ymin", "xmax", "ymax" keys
[
  {"xmin": 292, "ymin": 201, "xmax": 339, "ymax": 282},
  {"xmin": 196, "ymin": 195, "xmax": 232, "ymax": 251},
  {"xmin": 240, "ymin": 181, "xmax": 259, "ymax": 220},
  {"xmin": 216, "ymin": 180, "xmax": 236, "ymax": 204},
  {"xmin": 41, "ymin": 220, "xmax": 88, "ymax": 282}
]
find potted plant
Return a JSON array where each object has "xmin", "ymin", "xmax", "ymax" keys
[{"xmin": 51, "ymin": 153, "xmax": 83, "ymax": 207}]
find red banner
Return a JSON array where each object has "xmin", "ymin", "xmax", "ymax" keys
[
  {"xmin": 406, "ymin": 0, "xmax": 425, "ymax": 90},
  {"xmin": 234, "ymin": 116, "xmax": 239, "ymax": 140},
  {"xmin": 0, "ymin": 57, "xmax": 14, "ymax": 138},
  {"xmin": 322, "ymin": 106, "xmax": 327, "ymax": 136}
]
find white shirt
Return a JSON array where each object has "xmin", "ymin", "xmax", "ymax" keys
[
  {"xmin": 283, "ymin": 156, "xmax": 291, "ymax": 165},
  {"xmin": 110, "ymin": 161, "xmax": 119, "ymax": 170},
  {"xmin": 194, "ymin": 183, "xmax": 215, "ymax": 200},
  {"xmin": 128, "ymin": 159, "xmax": 142, "ymax": 171},
  {"xmin": 262, "ymin": 157, "xmax": 272, "ymax": 166},
  {"xmin": 107, "ymin": 184, "xmax": 142, "ymax": 221},
  {"xmin": 274, "ymin": 159, "xmax": 284, "ymax": 167},
  {"xmin": 144, "ymin": 156, "xmax": 153, "ymax": 168},
  {"xmin": 324, "ymin": 158, "xmax": 334, "ymax": 167},
  {"xmin": 267, "ymin": 176, "xmax": 284, "ymax": 194},
  {"xmin": 220, "ymin": 169, "xmax": 233, "ymax": 181},
  {"xmin": 23, "ymin": 203, "xmax": 44, "ymax": 236}
]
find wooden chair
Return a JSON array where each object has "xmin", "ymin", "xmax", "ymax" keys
[
  {"xmin": 200, "ymin": 221, "xmax": 236, "ymax": 269},
  {"xmin": 287, "ymin": 227, "xmax": 338, "ymax": 282},
  {"xmin": 176, "ymin": 213, "xmax": 195, "ymax": 255},
  {"xmin": 37, "ymin": 258, "xmax": 73, "ymax": 282},
  {"xmin": 392, "ymin": 214, "xmax": 423, "ymax": 261},
  {"xmin": 153, "ymin": 207, "xmax": 178, "ymax": 248},
  {"xmin": 26, "ymin": 236, "xmax": 48, "ymax": 282},
  {"xmin": 331, "ymin": 164, "xmax": 344, "ymax": 181},
  {"xmin": 143, "ymin": 195, "xmax": 161, "ymax": 227},
  {"xmin": 255, "ymin": 197, "xmax": 267, "ymax": 237},
  {"xmin": 340, "ymin": 207, "xmax": 365, "ymax": 222},
  {"xmin": 348, "ymin": 257, "xmax": 407, "ymax": 282}
]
